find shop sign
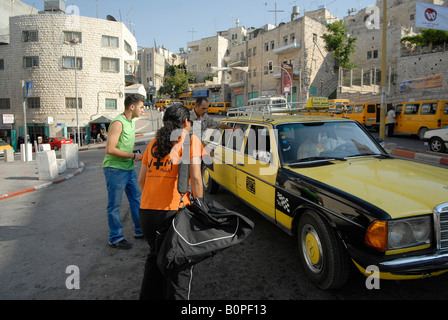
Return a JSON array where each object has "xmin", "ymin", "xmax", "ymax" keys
[{"xmin": 2, "ymin": 114, "xmax": 14, "ymax": 124}]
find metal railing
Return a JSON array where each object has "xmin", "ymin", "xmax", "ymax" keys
[{"xmin": 226, "ymin": 102, "xmax": 347, "ymax": 119}]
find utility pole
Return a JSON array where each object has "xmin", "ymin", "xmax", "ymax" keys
[
  {"xmin": 21, "ymin": 81, "xmax": 28, "ymax": 162},
  {"xmin": 379, "ymin": 0, "xmax": 387, "ymax": 141}
]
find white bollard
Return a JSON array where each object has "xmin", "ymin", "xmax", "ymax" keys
[
  {"xmin": 20, "ymin": 143, "xmax": 32, "ymax": 162},
  {"xmin": 61, "ymin": 144, "xmax": 79, "ymax": 169},
  {"xmin": 36, "ymin": 150, "xmax": 58, "ymax": 181},
  {"xmin": 4, "ymin": 149, "xmax": 14, "ymax": 162},
  {"xmin": 57, "ymin": 159, "xmax": 67, "ymax": 174}
]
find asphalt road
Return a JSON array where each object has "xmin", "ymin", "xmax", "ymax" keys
[{"xmin": 2, "ymin": 135, "xmax": 448, "ymax": 302}]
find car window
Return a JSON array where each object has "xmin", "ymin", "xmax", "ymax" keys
[
  {"xmin": 277, "ymin": 122, "xmax": 384, "ymax": 164},
  {"xmin": 354, "ymin": 105, "xmax": 363, "ymax": 113},
  {"xmin": 404, "ymin": 103, "xmax": 419, "ymax": 115},
  {"xmin": 245, "ymin": 124, "xmax": 271, "ymax": 162},
  {"xmin": 220, "ymin": 122, "xmax": 232, "ymax": 147},
  {"xmin": 420, "ymin": 103, "xmax": 437, "ymax": 115},
  {"xmin": 229, "ymin": 124, "xmax": 249, "ymax": 151},
  {"xmin": 395, "ymin": 104, "xmax": 403, "ymax": 115},
  {"xmin": 444, "ymin": 103, "xmax": 448, "ymax": 115},
  {"xmin": 367, "ymin": 104, "xmax": 376, "ymax": 113}
]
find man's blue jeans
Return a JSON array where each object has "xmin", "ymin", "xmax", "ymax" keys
[{"xmin": 104, "ymin": 167, "xmax": 142, "ymax": 244}]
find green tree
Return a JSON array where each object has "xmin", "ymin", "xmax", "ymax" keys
[
  {"xmin": 321, "ymin": 20, "xmax": 357, "ymax": 70},
  {"xmin": 160, "ymin": 65, "xmax": 195, "ymax": 98},
  {"xmin": 401, "ymin": 29, "xmax": 448, "ymax": 47}
]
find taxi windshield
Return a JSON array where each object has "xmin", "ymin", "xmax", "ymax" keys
[{"xmin": 277, "ymin": 122, "xmax": 385, "ymax": 164}]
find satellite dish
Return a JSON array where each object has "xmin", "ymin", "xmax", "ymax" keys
[{"xmin": 107, "ymin": 15, "xmax": 117, "ymax": 22}]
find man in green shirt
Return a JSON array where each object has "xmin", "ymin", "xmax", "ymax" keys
[{"xmin": 103, "ymin": 94, "xmax": 145, "ymax": 249}]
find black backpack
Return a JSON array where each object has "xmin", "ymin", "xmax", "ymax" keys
[{"xmin": 156, "ymin": 134, "xmax": 254, "ymax": 275}]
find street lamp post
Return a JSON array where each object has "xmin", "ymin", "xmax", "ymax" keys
[
  {"xmin": 66, "ymin": 39, "xmax": 80, "ymax": 146},
  {"xmin": 272, "ymin": 65, "xmax": 293, "ymax": 104},
  {"xmin": 379, "ymin": 0, "xmax": 387, "ymax": 141}
]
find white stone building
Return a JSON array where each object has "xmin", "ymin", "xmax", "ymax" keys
[
  {"xmin": 0, "ymin": 3, "xmax": 138, "ymax": 149},
  {"xmin": 137, "ymin": 46, "xmax": 185, "ymax": 101}
]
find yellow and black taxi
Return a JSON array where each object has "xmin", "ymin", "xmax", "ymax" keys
[{"xmin": 201, "ymin": 107, "xmax": 448, "ymax": 289}]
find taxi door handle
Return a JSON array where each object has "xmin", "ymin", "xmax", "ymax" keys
[{"xmin": 236, "ymin": 162, "xmax": 244, "ymax": 166}]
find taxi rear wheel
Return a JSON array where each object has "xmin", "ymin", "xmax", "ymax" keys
[
  {"xmin": 297, "ymin": 211, "xmax": 350, "ymax": 289},
  {"xmin": 202, "ymin": 165, "xmax": 219, "ymax": 194}
]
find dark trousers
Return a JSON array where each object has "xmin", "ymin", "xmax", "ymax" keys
[
  {"xmin": 387, "ymin": 123, "xmax": 395, "ymax": 137},
  {"xmin": 139, "ymin": 209, "xmax": 193, "ymax": 300}
]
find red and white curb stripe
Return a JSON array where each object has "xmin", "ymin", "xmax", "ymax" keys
[
  {"xmin": 0, "ymin": 162, "xmax": 85, "ymax": 201},
  {"xmin": 392, "ymin": 149, "xmax": 448, "ymax": 166}
]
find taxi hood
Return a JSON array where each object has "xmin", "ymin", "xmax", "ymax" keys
[{"xmin": 286, "ymin": 158, "xmax": 448, "ymax": 219}]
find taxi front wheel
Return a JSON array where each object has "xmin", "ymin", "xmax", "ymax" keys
[
  {"xmin": 297, "ymin": 211, "xmax": 350, "ymax": 289},
  {"xmin": 202, "ymin": 165, "xmax": 219, "ymax": 194}
]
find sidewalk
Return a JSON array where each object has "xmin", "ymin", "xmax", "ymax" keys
[
  {"xmin": 0, "ymin": 153, "xmax": 85, "ymax": 200},
  {"xmin": 1, "ymin": 137, "xmax": 447, "ymax": 201},
  {"xmin": 0, "ymin": 130, "xmax": 155, "ymax": 201}
]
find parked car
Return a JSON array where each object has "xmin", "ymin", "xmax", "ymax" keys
[
  {"xmin": 0, "ymin": 139, "xmax": 13, "ymax": 156},
  {"xmin": 43, "ymin": 137, "xmax": 73, "ymax": 150},
  {"xmin": 202, "ymin": 106, "xmax": 448, "ymax": 289},
  {"xmin": 423, "ymin": 128, "xmax": 448, "ymax": 153}
]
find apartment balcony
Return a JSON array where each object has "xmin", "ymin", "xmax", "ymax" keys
[
  {"xmin": 273, "ymin": 68, "xmax": 301, "ymax": 79},
  {"xmin": 228, "ymin": 57, "xmax": 247, "ymax": 68},
  {"xmin": 273, "ymin": 41, "xmax": 301, "ymax": 54},
  {"xmin": 229, "ymin": 80, "xmax": 245, "ymax": 88}
]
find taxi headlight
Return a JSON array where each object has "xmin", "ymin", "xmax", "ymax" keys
[{"xmin": 388, "ymin": 216, "xmax": 432, "ymax": 250}]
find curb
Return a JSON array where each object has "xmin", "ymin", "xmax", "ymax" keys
[
  {"xmin": 392, "ymin": 147, "xmax": 448, "ymax": 167},
  {"xmin": 0, "ymin": 162, "xmax": 85, "ymax": 201}
]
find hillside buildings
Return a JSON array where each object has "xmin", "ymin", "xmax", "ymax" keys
[
  {"xmin": 339, "ymin": 0, "xmax": 448, "ymax": 103},
  {"xmin": 183, "ymin": 7, "xmax": 338, "ymax": 107}
]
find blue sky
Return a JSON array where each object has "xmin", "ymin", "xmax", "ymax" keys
[{"xmin": 21, "ymin": 0, "xmax": 375, "ymax": 52}]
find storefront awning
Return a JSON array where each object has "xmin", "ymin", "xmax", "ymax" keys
[
  {"xmin": 90, "ymin": 115, "xmax": 114, "ymax": 124},
  {"xmin": 125, "ymin": 84, "xmax": 147, "ymax": 96}
]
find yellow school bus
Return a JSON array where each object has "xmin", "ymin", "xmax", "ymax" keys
[
  {"xmin": 208, "ymin": 102, "xmax": 232, "ymax": 115},
  {"xmin": 394, "ymin": 100, "xmax": 448, "ymax": 138}
]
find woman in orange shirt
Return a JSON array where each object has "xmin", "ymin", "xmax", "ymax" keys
[{"xmin": 138, "ymin": 103, "xmax": 206, "ymax": 300}]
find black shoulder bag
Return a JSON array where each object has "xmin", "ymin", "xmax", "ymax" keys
[{"xmin": 156, "ymin": 134, "xmax": 254, "ymax": 275}]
